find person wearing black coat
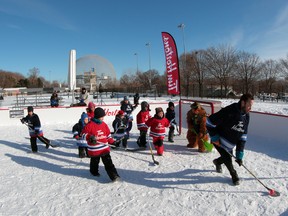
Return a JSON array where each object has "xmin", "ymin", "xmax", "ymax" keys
[
  {"xmin": 72, "ymin": 112, "xmax": 89, "ymax": 158},
  {"xmin": 165, "ymin": 102, "xmax": 176, "ymax": 142},
  {"xmin": 133, "ymin": 93, "xmax": 140, "ymax": 105},
  {"xmin": 206, "ymin": 93, "xmax": 254, "ymax": 185},
  {"xmin": 120, "ymin": 96, "xmax": 136, "ymax": 139},
  {"xmin": 21, "ymin": 106, "xmax": 49, "ymax": 152}
]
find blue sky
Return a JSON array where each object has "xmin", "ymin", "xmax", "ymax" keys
[{"xmin": 1, "ymin": 0, "xmax": 288, "ymax": 83}]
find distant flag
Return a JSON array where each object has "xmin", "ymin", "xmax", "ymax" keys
[{"xmin": 161, "ymin": 32, "xmax": 180, "ymax": 95}]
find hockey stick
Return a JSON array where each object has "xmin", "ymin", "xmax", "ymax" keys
[
  {"xmin": 147, "ymin": 132, "xmax": 159, "ymax": 165},
  {"xmin": 191, "ymin": 128, "xmax": 213, "ymax": 152},
  {"xmin": 226, "ymin": 150, "xmax": 280, "ymax": 197},
  {"xmin": 23, "ymin": 122, "xmax": 59, "ymax": 148}
]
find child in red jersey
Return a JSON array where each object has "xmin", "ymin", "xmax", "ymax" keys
[
  {"xmin": 81, "ymin": 107, "xmax": 120, "ymax": 182},
  {"xmin": 136, "ymin": 101, "xmax": 151, "ymax": 148},
  {"xmin": 145, "ymin": 107, "xmax": 170, "ymax": 156},
  {"xmin": 86, "ymin": 102, "xmax": 96, "ymax": 119}
]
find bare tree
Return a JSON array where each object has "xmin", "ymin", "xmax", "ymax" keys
[
  {"xmin": 28, "ymin": 67, "xmax": 41, "ymax": 87},
  {"xmin": 187, "ymin": 50, "xmax": 209, "ymax": 97},
  {"xmin": 0, "ymin": 70, "xmax": 25, "ymax": 88},
  {"xmin": 204, "ymin": 44, "xmax": 237, "ymax": 98},
  {"xmin": 235, "ymin": 51, "xmax": 262, "ymax": 94},
  {"xmin": 178, "ymin": 54, "xmax": 192, "ymax": 97},
  {"xmin": 280, "ymin": 54, "xmax": 288, "ymax": 78},
  {"xmin": 260, "ymin": 59, "xmax": 282, "ymax": 94}
]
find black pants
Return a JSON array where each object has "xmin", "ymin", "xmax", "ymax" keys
[
  {"xmin": 214, "ymin": 145, "xmax": 238, "ymax": 178},
  {"xmin": 30, "ymin": 137, "xmax": 38, "ymax": 152},
  {"xmin": 168, "ymin": 125, "xmax": 175, "ymax": 141},
  {"xmin": 137, "ymin": 130, "xmax": 147, "ymax": 147},
  {"xmin": 90, "ymin": 153, "xmax": 119, "ymax": 180}
]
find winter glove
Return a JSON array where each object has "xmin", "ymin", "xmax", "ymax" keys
[
  {"xmin": 235, "ymin": 150, "xmax": 244, "ymax": 166},
  {"xmin": 74, "ymin": 135, "xmax": 80, "ymax": 140},
  {"xmin": 89, "ymin": 135, "xmax": 97, "ymax": 144},
  {"xmin": 210, "ymin": 134, "xmax": 220, "ymax": 146},
  {"xmin": 235, "ymin": 159, "xmax": 243, "ymax": 166},
  {"xmin": 110, "ymin": 141, "xmax": 120, "ymax": 149},
  {"xmin": 20, "ymin": 118, "xmax": 25, "ymax": 124}
]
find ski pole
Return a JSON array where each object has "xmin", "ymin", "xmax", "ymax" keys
[
  {"xmin": 226, "ymin": 150, "xmax": 280, "ymax": 197},
  {"xmin": 147, "ymin": 130, "xmax": 159, "ymax": 165}
]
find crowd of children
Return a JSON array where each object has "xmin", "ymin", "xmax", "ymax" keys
[
  {"xmin": 20, "ymin": 93, "xmax": 254, "ymax": 186},
  {"xmin": 20, "ymin": 95, "xmax": 216, "ymax": 183}
]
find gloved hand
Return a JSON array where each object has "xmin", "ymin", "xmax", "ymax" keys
[
  {"xmin": 74, "ymin": 135, "xmax": 80, "ymax": 140},
  {"xmin": 20, "ymin": 118, "xmax": 25, "ymax": 124},
  {"xmin": 210, "ymin": 134, "xmax": 220, "ymax": 146},
  {"xmin": 114, "ymin": 140, "xmax": 120, "ymax": 147},
  {"xmin": 89, "ymin": 135, "xmax": 97, "ymax": 144},
  {"xmin": 235, "ymin": 159, "xmax": 243, "ymax": 166},
  {"xmin": 110, "ymin": 141, "xmax": 120, "ymax": 149}
]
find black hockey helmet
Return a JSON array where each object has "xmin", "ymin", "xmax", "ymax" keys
[{"xmin": 141, "ymin": 101, "xmax": 149, "ymax": 111}]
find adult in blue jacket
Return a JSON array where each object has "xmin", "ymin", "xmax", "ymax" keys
[{"xmin": 206, "ymin": 93, "xmax": 254, "ymax": 185}]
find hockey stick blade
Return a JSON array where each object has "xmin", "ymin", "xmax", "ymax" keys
[
  {"xmin": 268, "ymin": 188, "xmax": 280, "ymax": 197},
  {"xmin": 151, "ymin": 154, "xmax": 159, "ymax": 165},
  {"xmin": 153, "ymin": 160, "xmax": 159, "ymax": 165},
  {"xmin": 225, "ymin": 149, "xmax": 280, "ymax": 197}
]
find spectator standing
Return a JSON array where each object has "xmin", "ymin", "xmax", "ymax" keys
[{"xmin": 133, "ymin": 93, "xmax": 140, "ymax": 106}]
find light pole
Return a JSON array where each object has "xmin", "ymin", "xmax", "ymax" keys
[
  {"xmin": 134, "ymin": 53, "xmax": 139, "ymax": 73},
  {"xmin": 178, "ymin": 23, "xmax": 188, "ymax": 98},
  {"xmin": 49, "ymin": 70, "xmax": 51, "ymax": 85},
  {"xmin": 145, "ymin": 42, "xmax": 151, "ymax": 88}
]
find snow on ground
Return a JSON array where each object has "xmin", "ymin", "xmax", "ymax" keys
[{"xmin": 0, "ymin": 95, "xmax": 287, "ymax": 215}]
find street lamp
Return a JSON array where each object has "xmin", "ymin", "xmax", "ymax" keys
[
  {"xmin": 178, "ymin": 23, "xmax": 188, "ymax": 98},
  {"xmin": 134, "ymin": 53, "xmax": 139, "ymax": 73},
  {"xmin": 145, "ymin": 42, "xmax": 152, "ymax": 88}
]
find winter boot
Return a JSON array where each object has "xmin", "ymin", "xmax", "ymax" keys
[
  {"xmin": 122, "ymin": 138, "xmax": 127, "ymax": 148},
  {"xmin": 79, "ymin": 147, "xmax": 86, "ymax": 158},
  {"xmin": 168, "ymin": 130, "xmax": 174, "ymax": 143},
  {"xmin": 231, "ymin": 171, "xmax": 240, "ymax": 186},
  {"xmin": 112, "ymin": 175, "xmax": 121, "ymax": 182},
  {"xmin": 213, "ymin": 159, "xmax": 223, "ymax": 173}
]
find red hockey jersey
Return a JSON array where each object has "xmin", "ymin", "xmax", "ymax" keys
[
  {"xmin": 136, "ymin": 110, "xmax": 151, "ymax": 131},
  {"xmin": 81, "ymin": 120, "xmax": 114, "ymax": 157},
  {"xmin": 145, "ymin": 117, "xmax": 170, "ymax": 139}
]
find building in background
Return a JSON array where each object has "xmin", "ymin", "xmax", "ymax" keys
[{"xmin": 76, "ymin": 55, "xmax": 116, "ymax": 92}]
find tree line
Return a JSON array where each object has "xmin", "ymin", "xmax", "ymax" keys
[
  {"xmin": 1, "ymin": 44, "xmax": 288, "ymax": 98},
  {"xmin": 114, "ymin": 44, "xmax": 288, "ymax": 98}
]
